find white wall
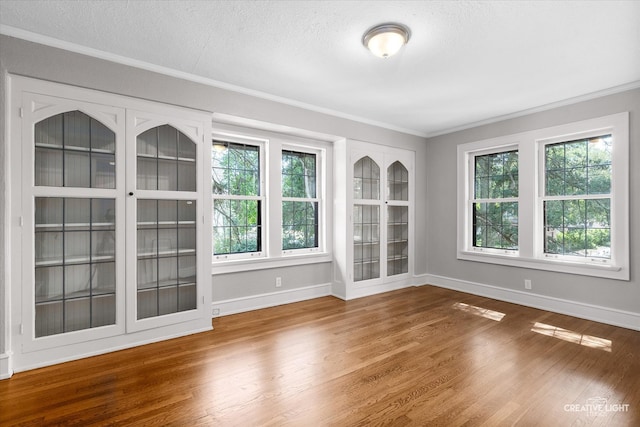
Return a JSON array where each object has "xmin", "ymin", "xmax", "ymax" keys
[{"xmin": 424, "ymin": 88, "xmax": 640, "ymax": 329}]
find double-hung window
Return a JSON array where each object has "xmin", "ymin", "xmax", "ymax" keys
[
  {"xmin": 211, "ymin": 125, "xmax": 331, "ymax": 270},
  {"xmin": 472, "ymin": 150, "xmax": 519, "ymax": 253},
  {"xmin": 281, "ymin": 149, "xmax": 319, "ymax": 252},
  {"xmin": 542, "ymin": 135, "xmax": 612, "ymax": 261},
  {"xmin": 212, "ymin": 140, "xmax": 264, "ymax": 260},
  {"xmin": 458, "ymin": 112, "xmax": 628, "ymax": 280}
]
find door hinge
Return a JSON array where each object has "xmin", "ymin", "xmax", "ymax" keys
[
  {"xmin": 19, "ymin": 324, "xmax": 24, "ymax": 335},
  {"xmin": 19, "ymin": 107, "xmax": 24, "ymax": 118},
  {"xmin": 19, "ymin": 216, "xmax": 23, "ymax": 227}
]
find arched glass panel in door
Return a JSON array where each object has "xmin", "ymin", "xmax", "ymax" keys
[
  {"xmin": 136, "ymin": 125, "xmax": 197, "ymax": 319},
  {"xmin": 136, "ymin": 125, "xmax": 196, "ymax": 191},
  {"xmin": 387, "ymin": 161, "xmax": 409, "ymax": 276},
  {"xmin": 353, "ymin": 156, "xmax": 380, "ymax": 282},
  {"xmin": 33, "ymin": 111, "xmax": 117, "ymax": 337}
]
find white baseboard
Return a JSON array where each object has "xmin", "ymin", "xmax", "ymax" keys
[
  {"xmin": 0, "ymin": 352, "xmax": 13, "ymax": 379},
  {"xmin": 345, "ymin": 279, "xmax": 414, "ymax": 300},
  {"xmin": 12, "ymin": 323, "xmax": 212, "ymax": 374},
  {"xmin": 212, "ymin": 283, "xmax": 333, "ymax": 317},
  {"xmin": 423, "ymin": 274, "xmax": 640, "ymax": 331}
]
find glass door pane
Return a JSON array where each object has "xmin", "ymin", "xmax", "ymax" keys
[
  {"xmin": 353, "ymin": 204, "xmax": 380, "ymax": 281},
  {"xmin": 353, "ymin": 156, "xmax": 381, "ymax": 282},
  {"xmin": 136, "ymin": 125, "xmax": 196, "ymax": 191},
  {"xmin": 353, "ymin": 156, "xmax": 380, "ymax": 200},
  {"xmin": 35, "ymin": 111, "xmax": 116, "ymax": 188},
  {"xmin": 33, "ymin": 110, "xmax": 117, "ymax": 339},
  {"xmin": 387, "ymin": 205, "xmax": 409, "ymax": 276},
  {"xmin": 34, "ymin": 197, "xmax": 116, "ymax": 337},
  {"xmin": 387, "ymin": 161, "xmax": 409, "ymax": 201},
  {"xmin": 136, "ymin": 199, "xmax": 197, "ymax": 319}
]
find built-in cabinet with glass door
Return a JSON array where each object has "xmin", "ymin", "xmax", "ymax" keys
[
  {"xmin": 334, "ymin": 140, "xmax": 414, "ymax": 299},
  {"xmin": 10, "ymin": 77, "xmax": 211, "ymax": 371}
]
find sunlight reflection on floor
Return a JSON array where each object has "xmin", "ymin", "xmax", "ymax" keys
[
  {"xmin": 531, "ymin": 322, "xmax": 612, "ymax": 352},
  {"xmin": 452, "ymin": 302, "xmax": 506, "ymax": 321}
]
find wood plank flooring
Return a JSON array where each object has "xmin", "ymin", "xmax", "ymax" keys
[{"xmin": 1, "ymin": 286, "xmax": 639, "ymax": 426}]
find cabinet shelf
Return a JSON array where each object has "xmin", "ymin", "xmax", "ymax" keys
[
  {"xmin": 387, "ymin": 255, "xmax": 409, "ymax": 261},
  {"xmin": 35, "ymin": 255, "xmax": 115, "ymax": 267},
  {"xmin": 354, "ymin": 259, "xmax": 380, "ymax": 265},
  {"xmin": 36, "ymin": 288, "xmax": 116, "ymax": 304},
  {"xmin": 36, "ymin": 222, "xmax": 115, "ymax": 229},
  {"xmin": 136, "ymin": 248, "xmax": 196, "ymax": 259},
  {"xmin": 353, "ymin": 240, "xmax": 380, "ymax": 245},
  {"xmin": 136, "ymin": 221, "xmax": 196, "ymax": 227},
  {"xmin": 35, "ymin": 142, "xmax": 115, "ymax": 155},
  {"xmin": 387, "ymin": 239, "xmax": 408, "ymax": 244},
  {"xmin": 137, "ymin": 153, "xmax": 195, "ymax": 162}
]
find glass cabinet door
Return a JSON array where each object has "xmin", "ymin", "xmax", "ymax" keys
[
  {"xmin": 136, "ymin": 199, "xmax": 197, "ymax": 319},
  {"xmin": 386, "ymin": 161, "xmax": 409, "ymax": 277},
  {"xmin": 135, "ymin": 125, "xmax": 198, "ymax": 321},
  {"xmin": 353, "ymin": 156, "xmax": 380, "ymax": 281},
  {"xmin": 33, "ymin": 111, "xmax": 117, "ymax": 338}
]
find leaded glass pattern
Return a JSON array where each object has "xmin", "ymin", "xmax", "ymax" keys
[
  {"xmin": 543, "ymin": 135, "xmax": 612, "ymax": 259},
  {"xmin": 387, "ymin": 161, "xmax": 408, "ymax": 201},
  {"xmin": 212, "ymin": 141, "xmax": 262, "ymax": 255},
  {"xmin": 34, "ymin": 197, "xmax": 116, "ymax": 337},
  {"xmin": 387, "ymin": 205, "xmax": 409, "ymax": 276},
  {"xmin": 282, "ymin": 150, "xmax": 318, "ymax": 250},
  {"xmin": 137, "ymin": 125, "xmax": 196, "ymax": 191},
  {"xmin": 353, "ymin": 156, "xmax": 380, "ymax": 200},
  {"xmin": 35, "ymin": 111, "xmax": 116, "ymax": 188},
  {"xmin": 353, "ymin": 204, "xmax": 380, "ymax": 281},
  {"xmin": 472, "ymin": 150, "xmax": 519, "ymax": 250},
  {"xmin": 137, "ymin": 199, "xmax": 197, "ymax": 319}
]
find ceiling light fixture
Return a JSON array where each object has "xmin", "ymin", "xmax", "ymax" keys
[{"xmin": 362, "ymin": 23, "xmax": 411, "ymax": 59}]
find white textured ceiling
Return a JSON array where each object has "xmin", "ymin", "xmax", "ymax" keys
[{"xmin": 1, "ymin": 0, "xmax": 639, "ymax": 137}]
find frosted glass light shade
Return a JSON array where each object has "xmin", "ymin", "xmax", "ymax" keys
[{"xmin": 363, "ymin": 23, "xmax": 410, "ymax": 58}]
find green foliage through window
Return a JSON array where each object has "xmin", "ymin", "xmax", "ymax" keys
[
  {"xmin": 545, "ymin": 135, "xmax": 612, "ymax": 196},
  {"xmin": 543, "ymin": 135, "xmax": 612, "ymax": 259},
  {"xmin": 282, "ymin": 150, "xmax": 318, "ymax": 250},
  {"xmin": 212, "ymin": 142, "xmax": 262, "ymax": 255},
  {"xmin": 472, "ymin": 150, "xmax": 518, "ymax": 250}
]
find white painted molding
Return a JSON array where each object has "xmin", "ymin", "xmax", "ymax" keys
[
  {"xmin": 425, "ymin": 80, "xmax": 640, "ymax": 138},
  {"xmin": 423, "ymin": 274, "xmax": 640, "ymax": 331},
  {"xmin": 13, "ymin": 325, "xmax": 212, "ymax": 374},
  {"xmin": 345, "ymin": 279, "xmax": 413, "ymax": 300},
  {"xmin": 0, "ymin": 352, "xmax": 13, "ymax": 379},
  {"xmin": 212, "ymin": 283, "xmax": 333, "ymax": 317},
  {"xmin": 412, "ymin": 273, "xmax": 430, "ymax": 286}
]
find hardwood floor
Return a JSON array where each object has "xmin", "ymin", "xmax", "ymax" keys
[{"xmin": 1, "ymin": 286, "xmax": 639, "ymax": 426}]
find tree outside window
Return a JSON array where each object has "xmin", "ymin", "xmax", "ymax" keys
[
  {"xmin": 281, "ymin": 150, "xmax": 318, "ymax": 250},
  {"xmin": 472, "ymin": 150, "xmax": 519, "ymax": 251},
  {"xmin": 211, "ymin": 141, "xmax": 262, "ymax": 255},
  {"xmin": 543, "ymin": 135, "xmax": 612, "ymax": 259}
]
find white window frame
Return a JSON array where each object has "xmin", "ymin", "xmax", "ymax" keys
[
  {"xmin": 211, "ymin": 132, "xmax": 267, "ymax": 262},
  {"xmin": 457, "ymin": 112, "xmax": 629, "ymax": 280},
  {"xmin": 281, "ymin": 144, "xmax": 324, "ymax": 255},
  {"xmin": 211, "ymin": 123, "xmax": 332, "ymax": 274},
  {"xmin": 468, "ymin": 145, "xmax": 520, "ymax": 257}
]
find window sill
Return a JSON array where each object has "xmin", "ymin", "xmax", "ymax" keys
[
  {"xmin": 212, "ymin": 252, "xmax": 332, "ymax": 275},
  {"xmin": 457, "ymin": 251, "xmax": 628, "ymax": 281}
]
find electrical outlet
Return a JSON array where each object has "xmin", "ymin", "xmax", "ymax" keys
[
  {"xmin": 212, "ymin": 308, "xmax": 220, "ymax": 316},
  {"xmin": 524, "ymin": 279, "xmax": 532, "ymax": 290},
  {"xmin": 275, "ymin": 277, "xmax": 282, "ymax": 287}
]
